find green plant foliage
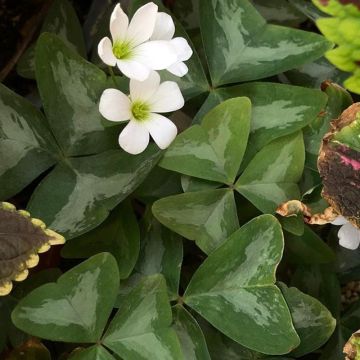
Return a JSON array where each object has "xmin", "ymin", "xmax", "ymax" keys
[
  {"xmin": 313, "ymin": 0, "xmax": 360, "ymax": 93},
  {"xmin": 184, "ymin": 215, "xmax": 300, "ymax": 355},
  {"xmin": 2, "ymin": 0, "xmax": 355, "ymax": 358},
  {"xmin": 200, "ymin": 0, "xmax": 332, "ymax": 86}
]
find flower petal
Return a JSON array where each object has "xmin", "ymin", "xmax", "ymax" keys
[
  {"xmin": 145, "ymin": 113, "xmax": 177, "ymax": 149},
  {"xmin": 151, "ymin": 12, "xmax": 175, "ymax": 41},
  {"xmin": 332, "ymin": 215, "xmax": 348, "ymax": 226},
  {"xmin": 98, "ymin": 37, "xmax": 117, "ymax": 66},
  {"xmin": 99, "ymin": 88, "xmax": 131, "ymax": 122},
  {"xmin": 338, "ymin": 222, "xmax": 360, "ymax": 250},
  {"xmin": 130, "ymin": 71, "xmax": 160, "ymax": 102},
  {"xmin": 167, "ymin": 61, "xmax": 189, "ymax": 77},
  {"xmin": 126, "ymin": 2, "xmax": 158, "ymax": 46},
  {"xmin": 149, "ymin": 81, "xmax": 184, "ymax": 113},
  {"xmin": 119, "ymin": 120, "xmax": 150, "ymax": 155},
  {"xmin": 135, "ymin": 40, "xmax": 178, "ymax": 70},
  {"xmin": 171, "ymin": 37, "xmax": 193, "ymax": 61},
  {"xmin": 110, "ymin": 4, "xmax": 129, "ymax": 42},
  {"xmin": 117, "ymin": 60, "xmax": 151, "ymax": 81}
]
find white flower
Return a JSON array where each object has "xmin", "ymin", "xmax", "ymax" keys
[
  {"xmin": 150, "ymin": 12, "xmax": 193, "ymax": 77},
  {"xmin": 99, "ymin": 71, "xmax": 183, "ymax": 154},
  {"xmin": 98, "ymin": 3, "xmax": 178, "ymax": 81},
  {"xmin": 332, "ymin": 216, "xmax": 360, "ymax": 250}
]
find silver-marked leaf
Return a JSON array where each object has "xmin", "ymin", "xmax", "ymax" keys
[
  {"xmin": 160, "ymin": 97, "xmax": 251, "ymax": 184},
  {"xmin": 200, "ymin": 0, "xmax": 332, "ymax": 86},
  {"xmin": 69, "ymin": 345, "xmax": 116, "ymax": 360},
  {"xmin": 17, "ymin": 0, "xmax": 86, "ymax": 79},
  {"xmin": 103, "ymin": 275, "xmax": 183, "ymax": 360},
  {"xmin": 61, "ymin": 201, "xmax": 140, "ymax": 279},
  {"xmin": 184, "ymin": 215, "xmax": 300, "ymax": 355},
  {"xmin": 12, "ymin": 253, "xmax": 119, "ymax": 343},
  {"xmin": 35, "ymin": 33, "xmax": 119, "ymax": 156},
  {"xmin": 279, "ymin": 283, "xmax": 336, "ymax": 357},
  {"xmin": 0, "ymin": 202, "xmax": 64, "ymax": 297},
  {"xmin": 27, "ymin": 146, "xmax": 162, "ymax": 239},
  {"xmin": 152, "ymin": 189, "xmax": 239, "ymax": 254},
  {"xmin": 236, "ymin": 132, "xmax": 305, "ymax": 213},
  {"xmin": 173, "ymin": 305, "xmax": 211, "ymax": 360},
  {"xmin": 194, "ymin": 82, "xmax": 327, "ymax": 151},
  {"xmin": 0, "ymin": 83, "xmax": 59, "ymax": 200}
]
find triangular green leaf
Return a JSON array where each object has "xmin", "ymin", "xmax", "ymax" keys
[
  {"xmin": 27, "ymin": 146, "xmax": 161, "ymax": 239},
  {"xmin": 236, "ymin": 132, "xmax": 305, "ymax": 213},
  {"xmin": 103, "ymin": 274, "xmax": 183, "ymax": 360},
  {"xmin": 173, "ymin": 305, "xmax": 211, "ymax": 360},
  {"xmin": 160, "ymin": 97, "xmax": 251, "ymax": 184},
  {"xmin": 61, "ymin": 201, "xmax": 140, "ymax": 279},
  {"xmin": 12, "ymin": 253, "xmax": 119, "ymax": 343},
  {"xmin": 200, "ymin": 0, "xmax": 332, "ymax": 86},
  {"xmin": 184, "ymin": 215, "xmax": 300, "ymax": 355},
  {"xmin": 279, "ymin": 283, "xmax": 336, "ymax": 357},
  {"xmin": 152, "ymin": 189, "xmax": 239, "ymax": 254},
  {"xmin": 0, "ymin": 83, "xmax": 59, "ymax": 200},
  {"xmin": 35, "ymin": 33, "xmax": 119, "ymax": 156}
]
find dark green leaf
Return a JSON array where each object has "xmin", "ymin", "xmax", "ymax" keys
[
  {"xmin": 279, "ymin": 283, "xmax": 336, "ymax": 357},
  {"xmin": 61, "ymin": 201, "xmax": 140, "ymax": 279},
  {"xmin": 27, "ymin": 147, "xmax": 161, "ymax": 239},
  {"xmin": 17, "ymin": 0, "xmax": 86, "ymax": 79},
  {"xmin": 35, "ymin": 33, "xmax": 118, "ymax": 156},
  {"xmin": 194, "ymin": 83, "xmax": 327, "ymax": 151},
  {"xmin": 200, "ymin": 0, "xmax": 332, "ymax": 86},
  {"xmin": 285, "ymin": 226, "xmax": 336, "ymax": 264},
  {"xmin": 184, "ymin": 215, "xmax": 300, "ymax": 355},
  {"xmin": 173, "ymin": 305, "xmax": 211, "ymax": 360},
  {"xmin": 160, "ymin": 98, "xmax": 251, "ymax": 184},
  {"xmin": 103, "ymin": 275, "xmax": 183, "ymax": 360},
  {"xmin": 0, "ymin": 83, "xmax": 58, "ymax": 200},
  {"xmin": 236, "ymin": 132, "xmax": 305, "ymax": 213},
  {"xmin": 153, "ymin": 189, "xmax": 239, "ymax": 254},
  {"xmin": 12, "ymin": 253, "xmax": 119, "ymax": 343}
]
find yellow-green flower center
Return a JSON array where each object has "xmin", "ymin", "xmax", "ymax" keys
[
  {"xmin": 131, "ymin": 101, "xmax": 150, "ymax": 121},
  {"xmin": 112, "ymin": 41, "xmax": 133, "ymax": 60}
]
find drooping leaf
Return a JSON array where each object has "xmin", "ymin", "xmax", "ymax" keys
[
  {"xmin": 279, "ymin": 283, "xmax": 336, "ymax": 357},
  {"xmin": 61, "ymin": 201, "xmax": 140, "ymax": 279},
  {"xmin": 160, "ymin": 97, "xmax": 251, "ymax": 184},
  {"xmin": 17, "ymin": 0, "xmax": 86, "ymax": 79},
  {"xmin": 0, "ymin": 202, "xmax": 64, "ymax": 297},
  {"xmin": 173, "ymin": 305, "xmax": 211, "ymax": 360},
  {"xmin": 194, "ymin": 82, "xmax": 327, "ymax": 151},
  {"xmin": 27, "ymin": 146, "xmax": 161, "ymax": 239},
  {"xmin": 0, "ymin": 83, "xmax": 59, "ymax": 200},
  {"xmin": 35, "ymin": 33, "xmax": 119, "ymax": 156},
  {"xmin": 184, "ymin": 215, "xmax": 300, "ymax": 355},
  {"xmin": 103, "ymin": 275, "xmax": 183, "ymax": 360},
  {"xmin": 200, "ymin": 0, "xmax": 332, "ymax": 86},
  {"xmin": 236, "ymin": 132, "xmax": 305, "ymax": 214},
  {"xmin": 12, "ymin": 253, "xmax": 119, "ymax": 343},
  {"xmin": 153, "ymin": 189, "xmax": 239, "ymax": 254}
]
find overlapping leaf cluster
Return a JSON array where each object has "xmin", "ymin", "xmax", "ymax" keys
[{"xmin": 1, "ymin": 0, "xmax": 359, "ymax": 359}]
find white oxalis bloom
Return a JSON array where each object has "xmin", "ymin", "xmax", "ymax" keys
[
  {"xmin": 98, "ymin": 2, "xmax": 190, "ymax": 81},
  {"xmin": 151, "ymin": 12, "xmax": 193, "ymax": 77},
  {"xmin": 99, "ymin": 71, "xmax": 183, "ymax": 154},
  {"xmin": 332, "ymin": 216, "xmax": 360, "ymax": 250}
]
